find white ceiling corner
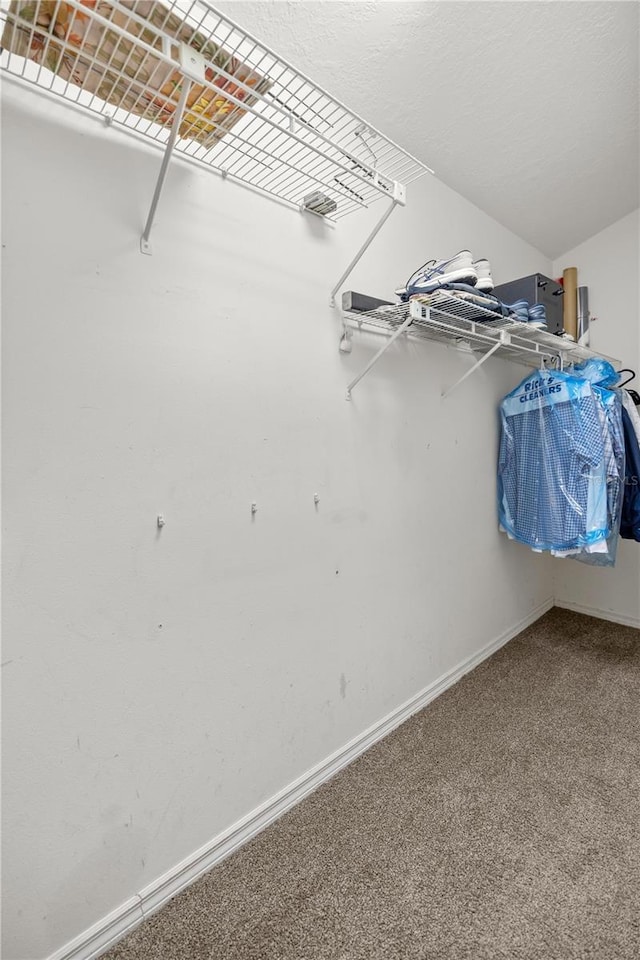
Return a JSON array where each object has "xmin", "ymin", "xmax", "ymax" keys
[{"xmin": 214, "ymin": 0, "xmax": 640, "ymax": 259}]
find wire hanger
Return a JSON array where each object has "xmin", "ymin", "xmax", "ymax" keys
[
  {"xmin": 616, "ymin": 368, "xmax": 640, "ymax": 404},
  {"xmin": 617, "ymin": 368, "xmax": 636, "ymax": 387}
]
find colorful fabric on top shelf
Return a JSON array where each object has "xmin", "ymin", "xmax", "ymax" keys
[{"xmin": 1, "ymin": 1, "xmax": 271, "ymax": 146}]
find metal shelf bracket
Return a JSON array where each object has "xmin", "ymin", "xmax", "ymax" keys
[
  {"xmin": 140, "ymin": 75, "xmax": 193, "ymax": 255},
  {"xmin": 139, "ymin": 41, "xmax": 207, "ymax": 255},
  {"xmin": 441, "ymin": 340, "xmax": 502, "ymax": 399},
  {"xmin": 346, "ymin": 309, "xmax": 413, "ymax": 400},
  {"xmin": 330, "ymin": 181, "xmax": 405, "ymax": 307}
]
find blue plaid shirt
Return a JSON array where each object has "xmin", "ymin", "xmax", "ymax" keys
[{"xmin": 498, "ymin": 372, "xmax": 608, "ymax": 551}]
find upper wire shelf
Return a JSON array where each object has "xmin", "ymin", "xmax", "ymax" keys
[{"xmin": 0, "ymin": 0, "xmax": 431, "ymax": 221}]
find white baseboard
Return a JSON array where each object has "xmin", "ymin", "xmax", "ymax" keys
[
  {"xmin": 47, "ymin": 596, "xmax": 554, "ymax": 960},
  {"xmin": 47, "ymin": 898, "xmax": 143, "ymax": 960},
  {"xmin": 554, "ymin": 599, "xmax": 640, "ymax": 630}
]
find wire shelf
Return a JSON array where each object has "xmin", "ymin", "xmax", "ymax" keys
[
  {"xmin": 342, "ymin": 290, "xmax": 620, "ymax": 395},
  {"xmin": 1, "ymin": 0, "xmax": 431, "ymax": 220}
]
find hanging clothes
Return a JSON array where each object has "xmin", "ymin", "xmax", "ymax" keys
[
  {"xmin": 550, "ymin": 384, "xmax": 625, "ymax": 566},
  {"xmin": 620, "ymin": 405, "xmax": 640, "ymax": 542},
  {"xmin": 498, "ymin": 370, "xmax": 609, "ymax": 552},
  {"xmin": 497, "ymin": 358, "xmax": 636, "ymax": 562},
  {"xmin": 558, "ymin": 360, "xmax": 626, "ymax": 566},
  {"xmin": 621, "ymin": 389, "xmax": 640, "ymax": 447}
]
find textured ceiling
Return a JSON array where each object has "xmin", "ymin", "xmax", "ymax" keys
[{"xmin": 215, "ymin": 0, "xmax": 639, "ymax": 258}]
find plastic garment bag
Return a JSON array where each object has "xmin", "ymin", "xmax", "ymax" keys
[
  {"xmin": 552, "ymin": 385, "xmax": 625, "ymax": 566},
  {"xmin": 573, "ymin": 357, "xmax": 620, "ymax": 389},
  {"xmin": 561, "ymin": 360, "xmax": 626, "ymax": 565},
  {"xmin": 498, "ymin": 369, "xmax": 610, "ymax": 553}
]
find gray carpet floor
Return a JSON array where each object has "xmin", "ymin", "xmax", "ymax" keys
[{"xmin": 103, "ymin": 608, "xmax": 640, "ymax": 960}]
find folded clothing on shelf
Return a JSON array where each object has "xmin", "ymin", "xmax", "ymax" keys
[
  {"xmin": 395, "ymin": 252, "xmax": 554, "ymax": 329},
  {"xmin": 413, "ymin": 285, "xmax": 516, "ymax": 324},
  {"xmin": 1, "ymin": 1, "xmax": 271, "ymax": 145},
  {"xmin": 402, "ymin": 281, "xmax": 549, "ymax": 329},
  {"xmin": 432, "ymin": 284, "xmax": 508, "ymax": 319},
  {"xmin": 493, "ymin": 274, "xmax": 563, "ymax": 335},
  {"xmin": 507, "ymin": 299, "xmax": 548, "ymax": 328}
]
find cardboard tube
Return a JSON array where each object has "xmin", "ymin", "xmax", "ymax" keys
[{"xmin": 563, "ymin": 267, "xmax": 578, "ymax": 340}]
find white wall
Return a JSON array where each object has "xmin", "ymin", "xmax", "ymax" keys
[
  {"xmin": 552, "ymin": 210, "xmax": 640, "ymax": 626},
  {"xmin": 2, "ymin": 83, "xmax": 554, "ymax": 959}
]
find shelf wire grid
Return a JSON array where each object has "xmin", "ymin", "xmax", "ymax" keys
[
  {"xmin": 0, "ymin": 0, "xmax": 431, "ymax": 219},
  {"xmin": 342, "ymin": 290, "xmax": 620, "ymax": 370}
]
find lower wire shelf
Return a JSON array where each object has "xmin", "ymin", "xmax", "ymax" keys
[{"xmin": 340, "ymin": 290, "xmax": 620, "ymax": 399}]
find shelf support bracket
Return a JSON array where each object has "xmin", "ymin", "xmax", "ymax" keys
[
  {"xmin": 330, "ymin": 182, "xmax": 405, "ymax": 307},
  {"xmin": 441, "ymin": 340, "xmax": 502, "ymax": 399},
  {"xmin": 140, "ymin": 70, "xmax": 195, "ymax": 255},
  {"xmin": 345, "ymin": 312, "xmax": 413, "ymax": 400}
]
